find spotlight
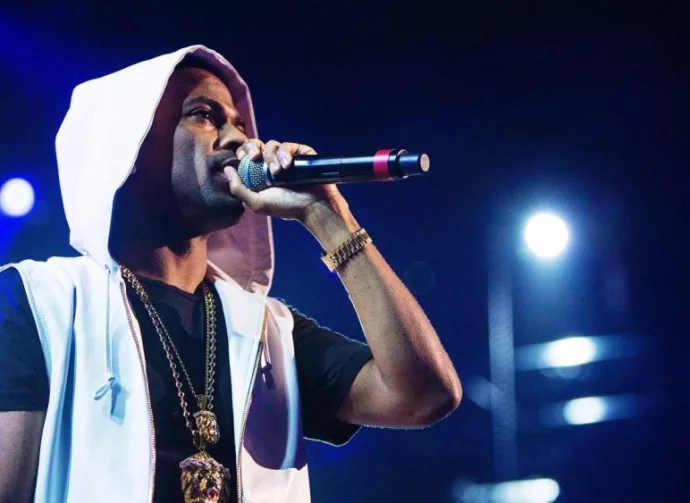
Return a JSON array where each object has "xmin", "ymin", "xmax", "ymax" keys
[
  {"xmin": 541, "ymin": 394, "xmax": 647, "ymax": 427},
  {"xmin": 524, "ymin": 212, "xmax": 569, "ymax": 259},
  {"xmin": 454, "ymin": 478, "xmax": 561, "ymax": 503},
  {"xmin": 563, "ymin": 396, "xmax": 607, "ymax": 425},
  {"xmin": 542, "ymin": 336, "xmax": 598, "ymax": 368},
  {"xmin": 0, "ymin": 178, "xmax": 35, "ymax": 217},
  {"xmin": 516, "ymin": 334, "xmax": 644, "ymax": 371}
]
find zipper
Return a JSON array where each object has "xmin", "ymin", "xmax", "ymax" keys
[
  {"xmin": 236, "ymin": 307, "xmax": 268, "ymax": 503},
  {"xmin": 282, "ymin": 348, "xmax": 296, "ymax": 470},
  {"xmin": 119, "ymin": 280, "xmax": 157, "ymax": 503}
]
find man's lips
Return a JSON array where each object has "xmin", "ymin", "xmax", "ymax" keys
[
  {"xmin": 223, "ymin": 157, "xmax": 240, "ymax": 169},
  {"xmin": 212, "ymin": 157, "xmax": 240, "ymax": 172}
]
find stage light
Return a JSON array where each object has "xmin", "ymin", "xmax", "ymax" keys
[
  {"xmin": 0, "ymin": 178, "xmax": 35, "ymax": 217},
  {"xmin": 541, "ymin": 394, "xmax": 647, "ymax": 428},
  {"xmin": 493, "ymin": 478, "xmax": 561, "ymax": 503},
  {"xmin": 516, "ymin": 334, "xmax": 644, "ymax": 371},
  {"xmin": 563, "ymin": 396, "xmax": 607, "ymax": 425},
  {"xmin": 524, "ymin": 212, "xmax": 569, "ymax": 259},
  {"xmin": 454, "ymin": 478, "xmax": 560, "ymax": 503},
  {"xmin": 542, "ymin": 336, "xmax": 598, "ymax": 368}
]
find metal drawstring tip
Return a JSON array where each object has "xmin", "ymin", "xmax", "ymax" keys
[{"xmin": 94, "ymin": 375, "xmax": 117, "ymax": 400}]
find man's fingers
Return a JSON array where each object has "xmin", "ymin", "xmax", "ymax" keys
[
  {"xmin": 285, "ymin": 142, "xmax": 317, "ymax": 155},
  {"xmin": 224, "ymin": 166, "xmax": 261, "ymax": 210},
  {"xmin": 275, "ymin": 144, "xmax": 294, "ymax": 169},
  {"xmin": 237, "ymin": 139, "xmax": 263, "ymax": 161},
  {"xmin": 264, "ymin": 140, "xmax": 282, "ymax": 176},
  {"xmin": 237, "ymin": 140, "xmax": 317, "ymax": 177},
  {"xmin": 275, "ymin": 142, "xmax": 318, "ymax": 170}
]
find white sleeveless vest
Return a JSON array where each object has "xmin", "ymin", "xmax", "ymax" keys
[{"xmin": 4, "ymin": 257, "xmax": 310, "ymax": 503}]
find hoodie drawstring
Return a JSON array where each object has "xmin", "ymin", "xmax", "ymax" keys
[
  {"xmin": 95, "ymin": 267, "xmax": 118, "ymax": 400},
  {"xmin": 94, "ymin": 375, "xmax": 117, "ymax": 400}
]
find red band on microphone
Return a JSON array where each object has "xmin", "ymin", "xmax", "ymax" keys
[{"xmin": 373, "ymin": 149, "xmax": 395, "ymax": 179}]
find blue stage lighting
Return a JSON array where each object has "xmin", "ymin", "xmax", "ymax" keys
[
  {"xmin": 542, "ymin": 336, "xmax": 598, "ymax": 368},
  {"xmin": 524, "ymin": 212, "xmax": 569, "ymax": 259},
  {"xmin": 563, "ymin": 396, "xmax": 607, "ymax": 425},
  {"xmin": 0, "ymin": 178, "xmax": 35, "ymax": 217}
]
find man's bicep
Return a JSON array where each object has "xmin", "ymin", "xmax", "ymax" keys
[{"xmin": 0, "ymin": 410, "xmax": 45, "ymax": 503}]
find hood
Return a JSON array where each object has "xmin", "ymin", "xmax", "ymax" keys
[{"xmin": 55, "ymin": 45, "xmax": 274, "ymax": 295}]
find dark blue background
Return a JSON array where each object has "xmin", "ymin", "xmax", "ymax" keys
[{"xmin": 1, "ymin": 1, "xmax": 688, "ymax": 501}]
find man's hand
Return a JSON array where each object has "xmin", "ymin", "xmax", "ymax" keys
[
  {"xmin": 227, "ymin": 141, "xmax": 461, "ymax": 430},
  {"xmin": 225, "ymin": 139, "xmax": 345, "ymax": 221}
]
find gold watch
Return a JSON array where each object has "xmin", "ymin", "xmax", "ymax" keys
[{"xmin": 321, "ymin": 228, "xmax": 373, "ymax": 272}]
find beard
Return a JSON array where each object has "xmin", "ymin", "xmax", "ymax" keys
[
  {"xmin": 199, "ymin": 178, "xmax": 245, "ymax": 229},
  {"xmin": 169, "ymin": 152, "xmax": 244, "ymax": 234}
]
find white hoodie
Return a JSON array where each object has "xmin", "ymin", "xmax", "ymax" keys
[{"xmin": 2, "ymin": 45, "xmax": 310, "ymax": 503}]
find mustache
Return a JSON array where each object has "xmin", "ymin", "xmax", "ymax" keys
[{"xmin": 207, "ymin": 152, "xmax": 240, "ymax": 172}]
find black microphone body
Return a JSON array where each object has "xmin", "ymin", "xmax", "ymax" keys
[{"xmin": 238, "ymin": 149, "xmax": 430, "ymax": 192}]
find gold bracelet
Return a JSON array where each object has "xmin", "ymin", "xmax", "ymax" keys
[{"xmin": 321, "ymin": 228, "xmax": 372, "ymax": 272}]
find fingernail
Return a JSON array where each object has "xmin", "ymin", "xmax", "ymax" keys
[{"xmin": 276, "ymin": 150, "xmax": 289, "ymax": 167}]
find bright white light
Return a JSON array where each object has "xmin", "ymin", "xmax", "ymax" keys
[
  {"xmin": 455, "ymin": 478, "xmax": 560, "ymax": 503},
  {"xmin": 493, "ymin": 478, "xmax": 561, "ymax": 503},
  {"xmin": 563, "ymin": 396, "xmax": 607, "ymax": 425},
  {"xmin": 540, "ymin": 394, "xmax": 645, "ymax": 428},
  {"xmin": 524, "ymin": 212, "xmax": 569, "ymax": 259},
  {"xmin": 0, "ymin": 178, "xmax": 35, "ymax": 217},
  {"xmin": 542, "ymin": 336, "xmax": 598, "ymax": 368}
]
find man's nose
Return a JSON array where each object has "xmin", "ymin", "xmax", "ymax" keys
[{"xmin": 216, "ymin": 123, "xmax": 247, "ymax": 153}]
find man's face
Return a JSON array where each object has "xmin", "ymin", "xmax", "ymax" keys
[{"xmin": 135, "ymin": 65, "xmax": 249, "ymax": 235}]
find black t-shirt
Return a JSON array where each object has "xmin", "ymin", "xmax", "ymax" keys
[{"xmin": 0, "ymin": 268, "xmax": 372, "ymax": 503}]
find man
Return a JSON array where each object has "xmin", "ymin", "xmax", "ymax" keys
[{"xmin": 0, "ymin": 45, "xmax": 461, "ymax": 503}]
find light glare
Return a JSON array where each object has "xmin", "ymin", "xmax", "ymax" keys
[
  {"xmin": 542, "ymin": 336, "xmax": 598, "ymax": 368},
  {"xmin": 563, "ymin": 396, "xmax": 607, "ymax": 425},
  {"xmin": 524, "ymin": 212, "xmax": 569, "ymax": 259},
  {"xmin": 455, "ymin": 478, "xmax": 561, "ymax": 503},
  {"xmin": 0, "ymin": 178, "xmax": 35, "ymax": 217},
  {"xmin": 493, "ymin": 478, "xmax": 561, "ymax": 503}
]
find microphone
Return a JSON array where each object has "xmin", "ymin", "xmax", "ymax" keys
[{"xmin": 237, "ymin": 148, "xmax": 430, "ymax": 192}]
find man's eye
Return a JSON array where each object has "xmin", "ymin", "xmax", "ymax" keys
[{"xmin": 191, "ymin": 109, "xmax": 216, "ymax": 125}]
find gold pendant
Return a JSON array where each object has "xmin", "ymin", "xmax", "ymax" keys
[
  {"xmin": 180, "ymin": 451, "xmax": 232, "ymax": 503},
  {"xmin": 196, "ymin": 394, "xmax": 211, "ymax": 410},
  {"xmin": 194, "ymin": 409, "xmax": 220, "ymax": 448}
]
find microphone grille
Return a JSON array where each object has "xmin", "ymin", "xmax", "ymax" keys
[{"xmin": 238, "ymin": 157, "xmax": 270, "ymax": 192}]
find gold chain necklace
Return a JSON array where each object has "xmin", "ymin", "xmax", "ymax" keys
[{"xmin": 121, "ymin": 266, "xmax": 232, "ymax": 503}]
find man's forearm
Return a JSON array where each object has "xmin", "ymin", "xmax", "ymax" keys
[{"xmin": 302, "ymin": 198, "xmax": 462, "ymax": 423}]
